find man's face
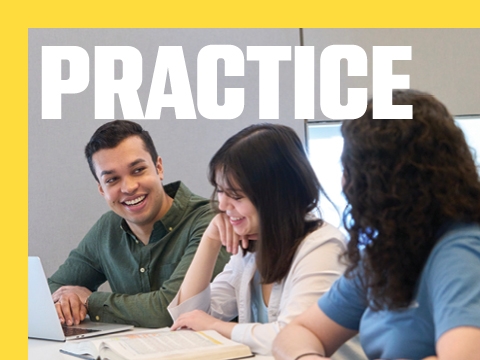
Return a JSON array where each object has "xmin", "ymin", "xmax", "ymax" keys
[{"xmin": 93, "ymin": 136, "xmax": 167, "ymax": 234}]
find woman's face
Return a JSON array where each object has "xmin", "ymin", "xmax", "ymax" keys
[{"xmin": 215, "ymin": 173, "xmax": 260, "ymax": 238}]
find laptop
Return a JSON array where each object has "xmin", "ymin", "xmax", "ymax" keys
[{"xmin": 28, "ymin": 256, "xmax": 134, "ymax": 341}]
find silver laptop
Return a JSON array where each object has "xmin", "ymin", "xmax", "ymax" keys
[{"xmin": 28, "ymin": 256, "xmax": 133, "ymax": 341}]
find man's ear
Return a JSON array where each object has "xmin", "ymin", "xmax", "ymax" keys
[
  {"xmin": 97, "ymin": 182, "xmax": 105, "ymax": 197},
  {"xmin": 156, "ymin": 156, "xmax": 164, "ymax": 181}
]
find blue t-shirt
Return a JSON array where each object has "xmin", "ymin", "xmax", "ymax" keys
[{"xmin": 319, "ymin": 223, "xmax": 480, "ymax": 360}]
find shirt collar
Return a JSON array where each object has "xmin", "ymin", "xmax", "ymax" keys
[{"xmin": 119, "ymin": 181, "xmax": 192, "ymax": 243}]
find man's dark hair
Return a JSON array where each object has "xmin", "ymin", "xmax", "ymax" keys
[
  {"xmin": 85, "ymin": 120, "xmax": 158, "ymax": 182},
  {"xmin": 208, "ymin": 123, "xmax": 326, "ymax": 284}
]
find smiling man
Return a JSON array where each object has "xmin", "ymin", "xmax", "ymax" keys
[{"xmin": 48, "ymin": 120, "xmax": 230, "ymax": 328}]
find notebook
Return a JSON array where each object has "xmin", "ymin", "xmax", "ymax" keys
[{"xmin": 28, "ymin": 256, "xmax": 133, "ymax": 341}]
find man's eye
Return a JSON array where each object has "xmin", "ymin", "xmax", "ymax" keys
[
  {"xmin": 133, "ymin": 167, "xmax": 146, "ymax": 174},
  {"xmin": 105, "ymin": 178, "xmax": 117, "ymax": 184}
]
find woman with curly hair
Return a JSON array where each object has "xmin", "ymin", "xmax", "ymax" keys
[{"xmin": 273, "ymin": 89, "xmax": 480, "ymax": 360}]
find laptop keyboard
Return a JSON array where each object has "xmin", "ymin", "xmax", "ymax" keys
[{"xmin": 62, "ymin": 325, "xmax": 101, "ymax": 337}]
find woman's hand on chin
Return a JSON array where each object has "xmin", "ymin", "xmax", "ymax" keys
[{"xmin": 204, "ymin": 213, "xmax": 254, "ymax": 255}]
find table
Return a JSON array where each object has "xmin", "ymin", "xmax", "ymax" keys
[{"xmin": 28, "ymin": 333, "xmax": 275, "ymax": 360}]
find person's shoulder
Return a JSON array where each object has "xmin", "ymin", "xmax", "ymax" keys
[
  {"xmin": 97, "ymin": 210, "xmax": 122, "ymax": 223},
  {"xmin": 165, "ymin": 182, "xmax": 214, "ymax": 233},
  {"xmin": 423, "ymin": 223, "xmax": 480, "ymax": 308},
  {"xmin": 305, "ymin": 221, "xmax": 347, "ymax": 245},
  {"xmin": 79, "ymin": 211, "xmax": 124, "ymax": 246},
  {"xmin": 91, "ymin": 210, "xmax": 123, "ymax": 231},
  {"xmin": 429, "ymin": 223, "xmax": 480, "ymax": 259},
  {"xmin": 294, "ymin": 221, "xmax": 347, "ymax": 258},
  {"xmin": 424, "ymin": 222, "xmax": 480, "ymax": 279},
  {"xmin": 168, "ymin": 181, "xmax": 210, "ymax": 207},
  {"xmin": 175, "ymin": 181, "xmax": 214, "ymax": 216},
  {"xmin": 433, "ymin": 222, "xmax": 480, "ymax": 253}
]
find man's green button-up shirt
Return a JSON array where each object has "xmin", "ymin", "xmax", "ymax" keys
[{"xmin": 48, "ymin": 181, "xmax": 230, "ymax": 328}]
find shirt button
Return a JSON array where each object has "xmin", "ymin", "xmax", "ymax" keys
[
  {"xmin": 168, "ymin": 227, "xmax": 173, "ymax": 231},
  {"xmin": 95, "ymin": 316, "xmax": 100, "ymax": 321},
  {"xmin": 140, "ymin": 267, "xmax": 146, "ymax": 273}
]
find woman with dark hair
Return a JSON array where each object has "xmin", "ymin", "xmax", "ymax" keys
[
  {"xmin": 273, "ymin": 90, "xmax": 480, "ymax": 360},
  {"xmin": 168, "ymin": 124, "xmax": 363, "ymax": 357}
]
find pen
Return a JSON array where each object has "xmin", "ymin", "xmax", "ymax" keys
[{"xmin": 59, "ymin": 349, "xmax": 97, "ymax": 360}]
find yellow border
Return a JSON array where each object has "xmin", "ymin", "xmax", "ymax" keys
[
  {"xmin": 3, "ymin": 0, "xmax": 480, "ymax": 358},
  {"xmin": 8, "ymin": 1, "xmax": 480, "ymax": 27}
]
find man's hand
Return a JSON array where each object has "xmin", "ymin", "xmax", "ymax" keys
[{"xmin": 52, "ymin": 285, "xmax": 92, "ymax": 326}]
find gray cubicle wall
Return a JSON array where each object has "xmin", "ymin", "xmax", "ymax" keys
[
  {"xmin": 29, "ymin": 28, "xmax": 480, "ymax": 281},
  {"xmin": 302, "ymin": 28, "xmax": 480, "ymax": 119},
  {"xmin": 28, "ymin": 29, "xmax": 302, "ymax": 278}
]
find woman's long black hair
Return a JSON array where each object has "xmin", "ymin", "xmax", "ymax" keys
[{"xmin": 209, "ymin": 123, "xmax": 328, "ymax": 283}]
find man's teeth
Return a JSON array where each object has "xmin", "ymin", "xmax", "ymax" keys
[{"xmin": 124, "ymin": 195, "xmax": 145, "ymax": 205}]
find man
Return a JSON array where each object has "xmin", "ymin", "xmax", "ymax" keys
[{"xmin": 48, "ymin": 120, "xmax": 230, "ymax": 328}]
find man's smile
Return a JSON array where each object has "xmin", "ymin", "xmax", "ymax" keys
[{"xmin": 123, "ymin": 195, "xmax": 146, "ymax": 206}]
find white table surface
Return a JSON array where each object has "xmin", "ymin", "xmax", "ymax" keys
[{"xmin": 29, "ymin": 332, "xmax": 274, "ymax": 360}]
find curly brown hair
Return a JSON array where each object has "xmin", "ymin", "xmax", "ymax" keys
[{"xmin": 341, "ymin": 89, "xmax": 480, "ymax": 310}]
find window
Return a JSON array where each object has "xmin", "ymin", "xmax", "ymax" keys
[
  {"xmin": 456, "ymin": 115, "xmax": 480, "ymax": 164},
  {"xmin": 307, "ymin": 121, "xmax": 345, "ymax": 229},
  {"xmin": 306, "ymin": 115, "xmax": 480, "ymax": 230}
]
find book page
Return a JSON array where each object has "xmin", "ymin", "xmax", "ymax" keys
[
  {"xmin": 101, "ymin": 330, "xmax": 252, "ymax": 360},
  {"xmin": 111, "ymin": 331, "xmax": 218, "ymax": 354},
  {"xmin": 60, "ymin": 339, "xmax": 101, "ymax": 359}
]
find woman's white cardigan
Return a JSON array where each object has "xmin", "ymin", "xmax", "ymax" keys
[{"xmin": 168, "ymin": 222, "xmax": 347, "ymax": 355}]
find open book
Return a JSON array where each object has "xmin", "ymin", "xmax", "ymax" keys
[{"xmin": 59, "ymin": 328, "xmax": 254, "ymax": 360}]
